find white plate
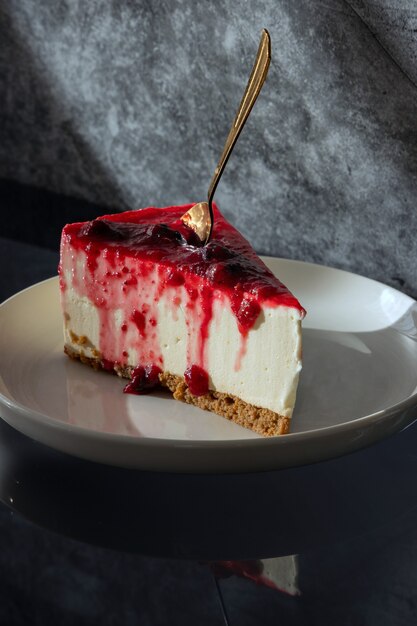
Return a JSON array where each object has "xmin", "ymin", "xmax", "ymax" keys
[{"xmin": 1, "ymin": 258, "xmax": 417, "ymax": 473}]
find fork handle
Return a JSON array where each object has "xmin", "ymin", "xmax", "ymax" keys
[{"xmin": 207, "ymin": 29, "xmax": 271, "ymax": 216}]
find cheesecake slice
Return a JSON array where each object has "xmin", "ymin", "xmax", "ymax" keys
[{"xmin": 59, "ymin": 203, "xmax": 304, "ymax": 436}]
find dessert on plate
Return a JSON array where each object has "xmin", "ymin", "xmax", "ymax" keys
[{"xmin": 59, "ymin": 202, "xmax": 304, "ymax": 436}]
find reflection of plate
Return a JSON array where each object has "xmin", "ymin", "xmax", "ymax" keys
[{"xmin": 1, "ymin": 258, "xmax": 417, "ymax": 473}]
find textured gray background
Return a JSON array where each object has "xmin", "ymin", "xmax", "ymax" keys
[{"xmin": 1, "ymin": 1, "xmax": 417, "ymax": 296}]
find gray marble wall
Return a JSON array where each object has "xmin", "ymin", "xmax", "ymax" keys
[{"xmin": 1, "ymin": 1, "xmax": 417, "ymax": 296}]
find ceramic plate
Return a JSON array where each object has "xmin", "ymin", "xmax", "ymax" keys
[{"xmin": 1, "ymin": 258, "xmax": 417, "ymax": 473}]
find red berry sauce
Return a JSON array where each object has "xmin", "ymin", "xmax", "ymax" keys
[
  {"xmin": 123, "ymin": 364, "xmax": 162, "ymax": 395},
  {"xmin": 59, "ymin": 203, "xmax": 304, "ymax": 396},
  {"xmin": 184, "ymin": 364, "xmax": 209, "ymax": 396}
]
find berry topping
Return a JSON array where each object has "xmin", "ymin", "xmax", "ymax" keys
[
  {"xmin": 184, "ymin": 364, "xmax": 209, "ymax": 396},
  {"xmin": 79, "ymin": 219, "xmax": 125, "ymax": 240},
  {"xmin": 234, "ymin": 298, "xmax": 262, "ymax": 333},
  {"xmin": 123, "ymin": 364, "xmax": 162, "ymax": 394}
]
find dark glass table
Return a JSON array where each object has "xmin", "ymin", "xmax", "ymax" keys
[{"xmin": 2, "ymin": 234, "xmax": 417, "ymax": 625}]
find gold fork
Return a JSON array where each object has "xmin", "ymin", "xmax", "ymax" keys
[{"xmin": 181, "ymin": 28, "xmax": 271, "ymax": 245}]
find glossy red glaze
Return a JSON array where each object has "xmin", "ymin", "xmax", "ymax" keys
[
  {"xmin": 123, "ymin": 364, "xmax": 162, "ymax": 395},
  {"xmin": 184, "ymin": 364, "xmax": 209, "ymax": 396}
]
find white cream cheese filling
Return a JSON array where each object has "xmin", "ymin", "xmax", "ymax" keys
[{"xmin": 62, "ymin": 276, "xmax": 302, "ymax": 418}]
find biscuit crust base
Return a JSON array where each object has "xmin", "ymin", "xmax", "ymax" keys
[{"xmin": 64, "ymin": 344, "xmax": 290, "ymax": 437}]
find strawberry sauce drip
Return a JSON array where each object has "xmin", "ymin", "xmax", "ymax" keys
[
  {"xmin": 59, "ymin": 204, "xmax": 305, "ymax": 393},
  {"xmin": 184, "ymin": 365, "xmax": 209, "ymax": 396},
  {"xmin": 123, "ymin": 365, "xmax": 162, "ymax": 395}
]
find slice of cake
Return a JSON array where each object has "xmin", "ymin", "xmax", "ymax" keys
[{"xmin": 59, "ymin": 203, "xmax": 304, "ymax": 436}]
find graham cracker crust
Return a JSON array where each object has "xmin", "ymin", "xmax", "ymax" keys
[{"xmin": 64, "ymin": 344, "xmax": 290, "ymax": 436}]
